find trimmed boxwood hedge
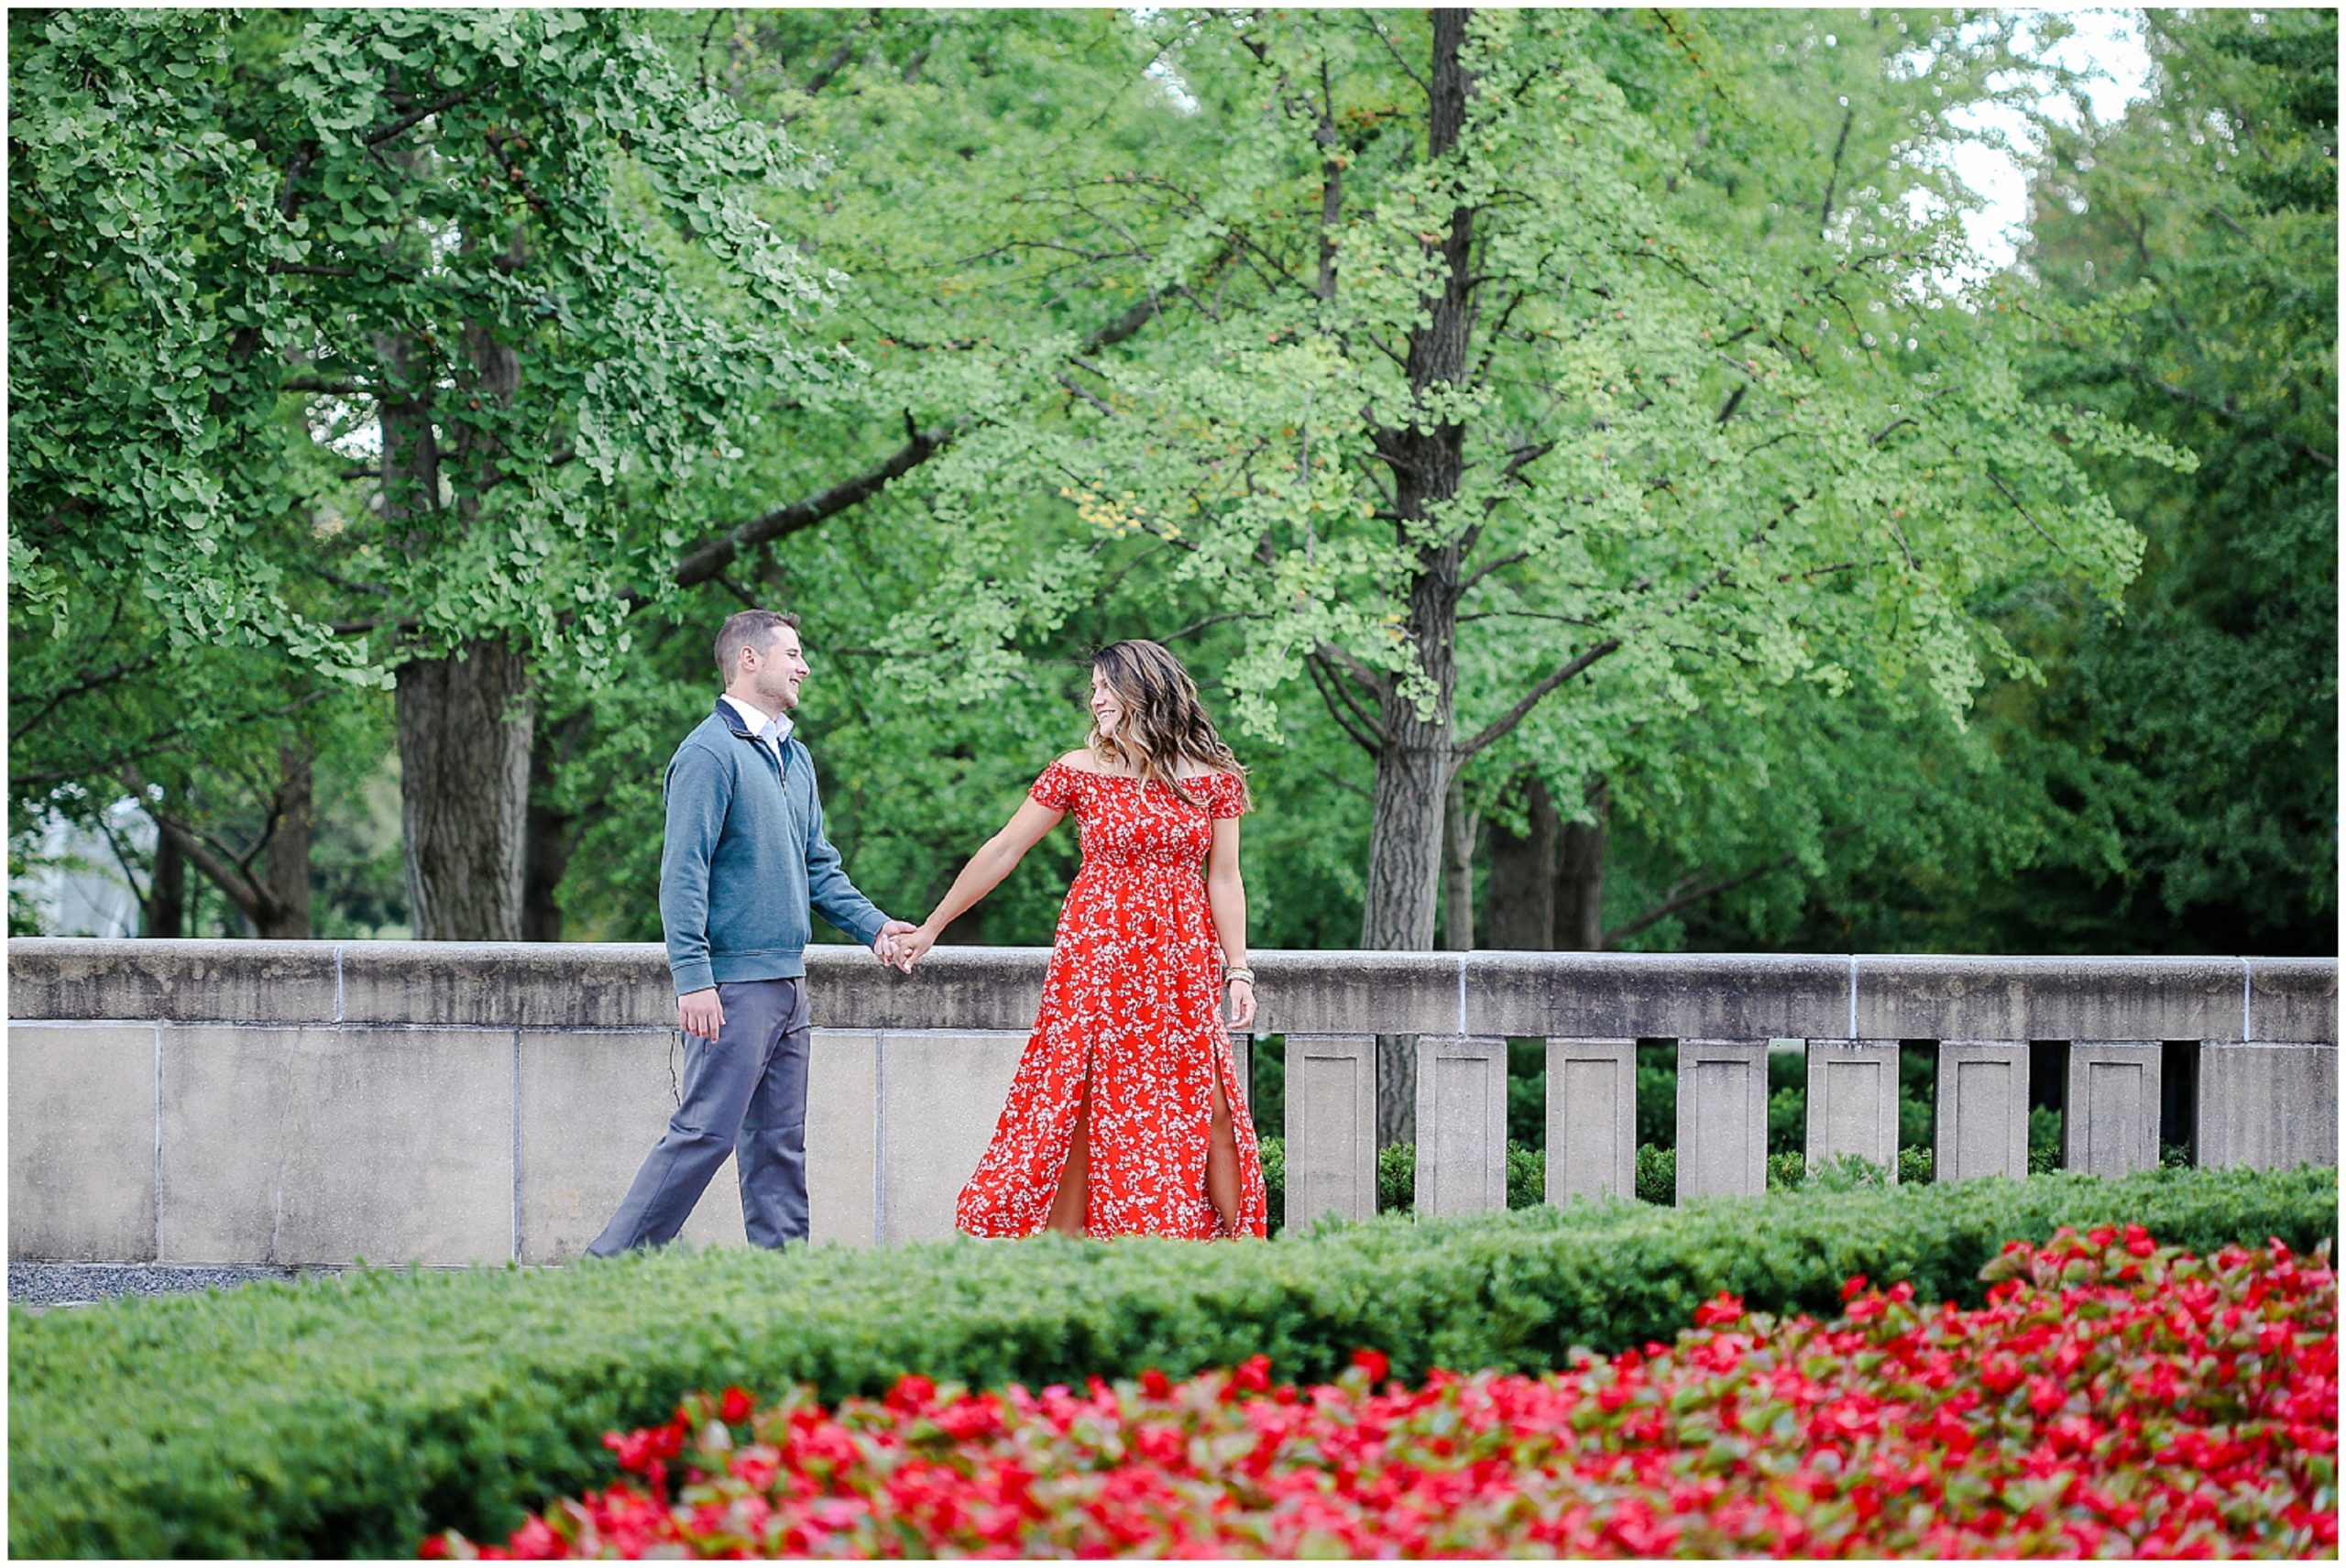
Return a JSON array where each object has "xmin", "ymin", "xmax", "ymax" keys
[{"xmin": 10, "ymin": 1165, "xmax": 2335, "ymax": 1559}]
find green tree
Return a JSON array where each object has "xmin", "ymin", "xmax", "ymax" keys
[
  {"xmin": 1685, "ymin": 8, "xmax": 2337, "ymax": 956},
  {"xmin": 660, "ymin": 11, "xmax": 2176, "ymax": 1137},
  {"xmin": 10, "ymin": 8, "xmax": 839, "ymax": 937},
  {"xmin": 1991, "ymin": 8, "xmax": 2336, "ymax": 951}
]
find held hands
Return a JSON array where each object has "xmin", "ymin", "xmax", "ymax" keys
[
  {"xmin": 872, "ymin": 918, "xmax": 921, "ymax": 971},
  {"xmin": 885, "ymin": 924, "xmax": 938, "ymax": 974}
]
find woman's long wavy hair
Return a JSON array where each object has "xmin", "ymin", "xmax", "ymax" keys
[{"xmin": 1087, "ymin": 640, "xmax": 1251, "ymax": 814}]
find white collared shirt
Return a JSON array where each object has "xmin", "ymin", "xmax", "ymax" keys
[{"xmin": 720, "ymin": 695, "xmax": 795, "ymax": 769}]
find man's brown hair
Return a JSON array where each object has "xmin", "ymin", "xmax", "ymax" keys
[{"xmin": 715, "ymin": 609, "xmax": 802, "ymax": 683}]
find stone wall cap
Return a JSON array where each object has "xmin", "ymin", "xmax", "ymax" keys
[{"xmin": 9, "ymin": 940, "xmax": 2335, "ymax": 1042}]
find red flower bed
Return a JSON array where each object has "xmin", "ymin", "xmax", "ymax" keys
[{"xmin": 424, "ymin": 1228, "xmax": 2337, "ymax": 1559}]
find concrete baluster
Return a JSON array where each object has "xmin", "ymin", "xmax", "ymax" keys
[
  {"xmin": 1412, "ymin": 1035, "xmax": 1507, "ymax": 1218},
  {"xmin": 1675, "ymin": 1040, "xmax": 1768, "ymax": 1203},
  {"xmin": 1806, "ymin": 1039, "xmax": 1900, "ymax": 1180},
  {"xmin": 1933, "ymin": 1041, "xmax": 2031, "ymax": 1182},
  {"xmin": 1544, "ymin": 1038, "xmax": 1636, "ymax": 1203},
  {"xmin": 1284, "ymin": 1034, "xmax": 1376, "ymax": 1226},
  {"xmin": 2063, "ymin": 1041, "xmax": 2162, "ymax": 1176}
]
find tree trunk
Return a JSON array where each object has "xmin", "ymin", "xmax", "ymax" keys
[
  {"xmin": 377, "ymin": 213, "xmax": 538, "ymax": 942},
  {"xmin": 1482, "ymin": 773, "xmax": 1560, "ymax": 949},
  {"xmin": 1360, "ymin": 7, "xmax": 1477, "ymax": 950},
  {"xmin": 1363, "ymin": 723, "xmax": 1454, "ymax": 951},
  {"xmin": 256, "ymin": 744, "xmax": 313, "ymax": 940},
  {"xmin": 1554, "ymin": 776, "xmax": 1607, "ymax": 951},
  {"xmin": 145, "ymin": 828, "xmax": 186, "ymax": 939},
  {"xmin": 141, "ymin": 745, "xmax": 312, "ymax": 939},
  {"xmin": 397, "ymin": 641, "xmax": 533, "ymax": 941},
  {"xmin": 1441, "ymin": 772, "xmax": 1477, "ymax": 950},
  {"xmin": 1359, "ymin": 8, "xmax": 1480, "ymax": 1146},
  {"xmin": 522, "ymin": 711, "xmax": 588, "ymax": 942},
  {"xmin": 521, "ymin": 787, "xmax": 571, "ymax": 942}
]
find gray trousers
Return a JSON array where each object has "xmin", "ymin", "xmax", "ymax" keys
[{"xmin": 588, "ymin": 977, "xmax": 813, "ymax": 1255}]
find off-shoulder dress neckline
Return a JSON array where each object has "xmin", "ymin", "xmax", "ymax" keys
[{"xmin": 1048, "ymin": 758, "xmax": 1223, "ymax": 790}]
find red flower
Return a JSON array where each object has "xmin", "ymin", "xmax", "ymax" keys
[
  {"xmin": 718, "ymin": 1387, "xmax": 753, "ymax": 1425},
  {"xmin": 1841, "ymin": 1274, "xmax": 1869, "ymax": 1302},
  {"xmin": 1694, "ymin": 1291, "xmax": 1745, "ymax": 1328},
  {"xmin": 427, "ymin": 1233, "xmax": 2336, "ymax": 1563},
  {"xmin": 886, "ymin": 1373, "xmax": 937, "ymax": 1412}
]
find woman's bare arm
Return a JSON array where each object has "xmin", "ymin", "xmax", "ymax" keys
[
  {"xmin": 891, "ymin": 795, "xmax": 1066, "ymax": 970},
  {"xmin": 1207, "ymin": 816, "xmax": 1254, "ymax": 1027}
]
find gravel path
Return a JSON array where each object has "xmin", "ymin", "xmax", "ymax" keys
[{"xmin": 9, "ymin": 1263, "xmax": 338, "ymax": 1313}]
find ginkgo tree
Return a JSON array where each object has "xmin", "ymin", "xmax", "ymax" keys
[
  {"xmin": 14, "ymin": 5, "xmax": 2196, "ymax": 999},
  {"xmin": 789, "ymin": 7, "xmax": 2180, "ymax": 955},
  {"xmin": 10, "ymin": 7, "xmax": 844, "ymax": 938}
]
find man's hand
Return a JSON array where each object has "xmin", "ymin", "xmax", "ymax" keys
[
  {"xmin": 678, "ymin": 987, "xmax": 725, "ymax": 1042},
  {"xmin": 874, "ymin": 918, "xmax": 921, "ymax": 972},
  {"xmin": 893, "ymin": 924, "xmax": 938, "ymax": 972}
]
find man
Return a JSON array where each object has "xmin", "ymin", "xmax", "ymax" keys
[{"xmin": 587, "ymin": 609, "xmax": 916, "ymax": 1255}]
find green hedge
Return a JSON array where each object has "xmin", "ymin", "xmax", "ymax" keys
[
  {"xmin": 1265, "ymin": 1140, "xmax": 1932, "ymax": 1223},
  {"xmin": 10, "ymin": 1166, "xmax": 2334, "ymax": 1560}
]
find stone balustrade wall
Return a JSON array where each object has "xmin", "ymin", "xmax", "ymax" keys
[{"xmin": 8, "ymin": 940, "xmax": 2335, "ymax": 1265}]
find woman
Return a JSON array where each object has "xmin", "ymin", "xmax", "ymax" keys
[{"xmin": 891, "ymin": 640, "xmax": 1269, "ymax": 1240}]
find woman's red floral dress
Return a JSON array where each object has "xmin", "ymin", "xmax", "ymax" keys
[{"xmin": 955, "ymin": 760, "xmax": 1268, "ymax": 1240}]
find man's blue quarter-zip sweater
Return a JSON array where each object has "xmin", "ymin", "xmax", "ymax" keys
[{"xmin": 660, "ymin": 698, "xmax": 887, "ymax": 996}]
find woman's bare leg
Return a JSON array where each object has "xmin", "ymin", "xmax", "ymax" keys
[
  {"xmin": 1044, "ymin": 1079, "xmax": 1091, "ymax": 1236},
  {"xmin": 1207, "ymin": 1074, "xmax": 1241, "ymax": 1235}
]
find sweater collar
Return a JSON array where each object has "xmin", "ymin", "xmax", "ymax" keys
[{"xmin": 716, "ymin": 694, "xmax": 795, "ymax": 749}]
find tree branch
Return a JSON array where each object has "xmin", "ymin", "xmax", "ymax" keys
[
  {"xmin": 1055, "ymin": 371, "xmax": 1116, "ymax": 417},
  {"xmin": 1457, "ymin": 638, "xmax": 1624, "ymax": 758},
  {"xmin": 665, "ymin": 281, "xmax": 1197, "ymax": 594},
  {"xmin": 274, "ymin": 140, "xmax": 319, "ymax": 223},
  {"xmin": 1365, "ymin": 12, "xmax": 1431, "ymax": 98},
  {"xmin": 669, "ymin": 417, "xmax": 956, "ymax": 593},
  {"xmin": 120, "ymin": 767, "xmax": 275, "ymax": 927},
  {"xmin": 11, "ymin": 598, "xmax": 146, "ymax": 744},
  {"xmin": 1459, "ymin": 549, "xmax": 1529, "ymax": 596},
  {"xmin": 91, "ymin": 809, "xmax": 152, "ymax": 909},
  {"xmin": 1818, "ymin": 104, "xmax": 1855, "ymax": 232},
  {"xmin": 799, "ymin": 24, "xmax": 865, "ymax": 97},
  {"xmin": 365, "ymin": 83, "xmax": 486, "ymax": 148},
  {"xmin": 1163, "ymin": 610, "xmax": 1254, "ymax": 642},
  {"xmin": 18, "ymin": 692, "xmax": 333, "ymax": 791},
  {"xmin": 1311, "ymin": 639, "xmax": 1392, "ymax": 701},
  {"xmin": 1648, "ymin": 8, "xmax": 1732, "ymax": 104},
  {"xmin": 1315, "ymin": 57, "xmax": 1343, "ymax": 304},
  {"xmin": 1603, "ymin": 825, "xmax": 1857, "ymax": 946},
  {"xmin": 2115, "ymin": 360, "xmax": 2337, "ymax": 469},
  {"xmin": 1984, "ymin": 468, "xmax": 2069, "ymax": 561},
  {"xmin": 150, "ymin": 812, "xmax": 271, "ymax": 927},
  {"xmin": 1304, "ymin": 651, "xmax": 1387, "ymax": 753}
]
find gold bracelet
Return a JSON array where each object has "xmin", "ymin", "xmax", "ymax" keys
[{"xmin": 1223, "ymin": 967, "xmax": 1255, "ymax": 987}]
